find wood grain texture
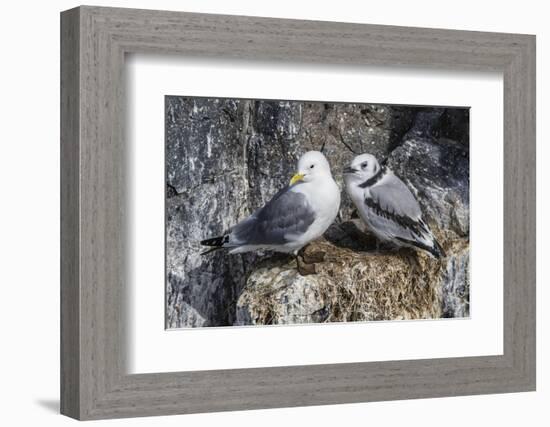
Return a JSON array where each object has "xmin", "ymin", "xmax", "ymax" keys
[
  {"xmin": 60, "ymin": 7, "xmax": 80, "ymax": 419},
  {"xmin": 60, "ymin": 5, "xmax": 536, "ymax": 420}
]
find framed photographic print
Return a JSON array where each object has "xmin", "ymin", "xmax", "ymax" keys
[{"xmin": 61, "ymin": 6, "xmax": 536, "ymax": 420}]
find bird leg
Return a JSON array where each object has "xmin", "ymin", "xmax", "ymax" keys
[
  {"xmin": 295, "ymin": 246, "xmax": 319, "ymax": 276},
  {"xmin": 302, "ymin": 249, "xmax": 327, "ymax": 264},
  {"xmin": 296, "ymin": 254, "xmax": 317, "ymax": 276}
]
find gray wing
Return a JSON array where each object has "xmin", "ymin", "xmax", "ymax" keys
[
  {"xmin": 369, "ymin": 174, "xmax": 422, "ymax": 220},
  {"xmin": 229, "ymin": 186, "xmax": 316, "ymax": 246},
  {"xmin": 365, "ymin": 176, "xmax": 444, "ymax": 257},
  {"xmin": 364, "ymin": 173, "xmax": 432, "ymax": 243},
  {"xmin": 363, "ymin": 173, "xmax": 444, "ymax": 256}
]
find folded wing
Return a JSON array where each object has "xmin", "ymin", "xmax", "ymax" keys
[
  {"xmin": 230, "ymin": 187, "xmax": 316, "ymax": 246},
  {"xmin": 365, "ymin": 175, "xmax": 433, "ymax": 245},
  {"xmin": 369, "ymin": 175, "xmax": 422, "ymax": 220}
]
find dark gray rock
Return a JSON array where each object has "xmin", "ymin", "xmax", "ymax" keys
[
  {"xmin": 166, "ymin": 97, "xmax": 243, "ymax": 194},
  {"xmin": 387, "ymin": 137, "xmax": 470, "ymax": 237},
  {"xmin": 440, "ymin": 242, "xmax": 470, "ymax": 318},
  {"xmin": 166, "ymin": 97, "xmax": 254, "ymax": 328},
  {"xmin": 166, "ymin": 188, "xmax": 252, "ymax": 328},
  {"xmin": 386, "ymin": 108, "xmax": 470, "ymax": 236},
  {"xmin": 246, "ymin": 101, "xmax": 303, "ymax": 210}
]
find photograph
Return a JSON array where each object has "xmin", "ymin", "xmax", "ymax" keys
[{"xmin": 165, "ymin": 96, "xmax": 470, "ymax": 328}]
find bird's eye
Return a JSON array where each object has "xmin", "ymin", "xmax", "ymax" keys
[
  {"xmin": 310, "ymin": 164, "xmax": 315, "ymax": 169},
  {"xmin": 361, "ymin": 162, "xmax": 368, "ymax": 169}
]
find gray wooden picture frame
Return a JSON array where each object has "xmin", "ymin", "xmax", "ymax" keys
[{"xmin": 60, "ymin": 5, "xmax": 536, "ymax": 420}]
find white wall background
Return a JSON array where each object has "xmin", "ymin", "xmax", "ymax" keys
[{"xmin": 0, "ymin": 0, "xmax": 546, "ymax": 425}]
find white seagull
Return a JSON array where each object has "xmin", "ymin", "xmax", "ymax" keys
[
  {"xmin": 201, "ymin": 151, "xmax": 341, "ymax": 272},
  {"xmin": 344, "ymin": 153, "xmax": 445, "ymax": 258}
]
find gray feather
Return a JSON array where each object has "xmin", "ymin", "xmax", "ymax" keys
[
  {"xmin": 369, "ymin": 173, "xmax": 421, "ymax": 220},
  {"xmin": 230, "ymin": 186, "xmax": 315, "ymax": 246},
  {"xmin": 362, "ymin": 172, "xmax": 444, "ymax": 257},
  {"xmin": 364, "ymin": 200, "xmax": 425, "ymax": 242}
]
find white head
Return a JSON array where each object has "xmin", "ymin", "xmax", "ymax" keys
[
  {"xmin": 290, "ymin": 151, "xmax": 333, "ymax": 185},
  {"xmin": 343, "ymin": 153, "xmax": 382, "ymax": 185}
]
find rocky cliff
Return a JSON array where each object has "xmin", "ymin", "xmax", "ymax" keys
[{"xmin": 165, "ymin": 96, "xmax": 469, "ymax": 328}]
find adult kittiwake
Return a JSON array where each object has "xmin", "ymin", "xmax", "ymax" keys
[
  {"xmin": 201, "ymin": 151, "xmax": 341, "ymax": 273},
  {"xmin": 344, "ymin": 153, "xmax": 445, "ymax": 258}
]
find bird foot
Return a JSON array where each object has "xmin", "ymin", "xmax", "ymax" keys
[
  {"xmin": 302, "ymin": 250, "xmax": 326, "ymax": 264},
  {"xmin": 296, "ymin": 254, "xmax": 317, "ymax": 276}
]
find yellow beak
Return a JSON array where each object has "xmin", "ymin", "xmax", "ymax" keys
[{"xmin": 290, "ymin": 173, "xmax": 305, "ymax": 185}]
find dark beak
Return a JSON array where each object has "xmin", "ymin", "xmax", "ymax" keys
[{"xmin": 343, "ymin": 166, "xmax": 357, "ymax": 174}]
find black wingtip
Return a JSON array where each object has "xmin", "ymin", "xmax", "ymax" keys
[
  {"xmin": 200, "ymin": 234, "xmax": 230, "ymax": 255},
  {"xmin": 431, "ymin": 239, "xmax": 446, "ymax": 259},
  {"xmin": 394, "ymin": 236, "xmax": 446, "ymax": 259},
  {"xmin": 201, "ymin": 235, "xmax": 226, "ymax": 247},
  {"xmin": 200, "ymin": 235, "xmax": 228, "ymax": 256}
]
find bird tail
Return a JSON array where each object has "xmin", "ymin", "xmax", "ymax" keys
[
  {"xmin": 429, "ymin": 238, "xmax": 446, "ymax": 259},
  {"xmin": 394, "ymin": 236, "xmax": 446, "ymax": 259},
  {"xmin": 200, "ymin": 234, "xmax": 229, "ymax": 255}
]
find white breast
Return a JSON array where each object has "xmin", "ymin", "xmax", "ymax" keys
[{"xmin": 288, "ymin": 176, "xmax": 341, "ymax": 249}]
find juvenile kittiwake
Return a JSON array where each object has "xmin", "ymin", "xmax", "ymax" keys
[
  {"xmin": 201, "ymin": 151, "xmax": 341, "ymax": 273},
  {"xmin": 344, "ymin": 153, "xmax": 445, "ymax": 258}
]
